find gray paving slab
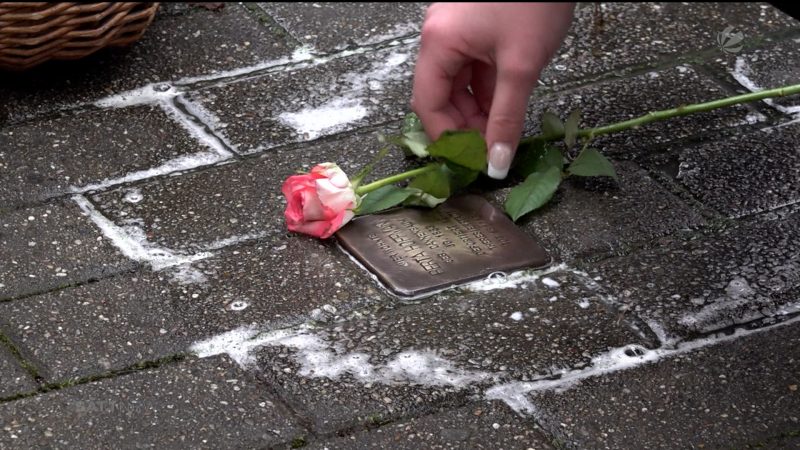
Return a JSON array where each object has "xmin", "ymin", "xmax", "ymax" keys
[
  {"xmin": 526, "ymin": 322, "xmax": 800, "ymax": 450},
  {"xmin": 308, "ymin": 401, "xmax": 554, "ymax": 450},
  {"xmin": 0, "ymin": 104, "xmax": 225, "ymax": 209},
  {"xmin": 587, "ymin": 210, "xmax": 800, "ymax": 341},
  {"xmin": 0, "ymin": 235, "xmax": 388, "ymax": 383},
  {"xmin": 90, "ymin": 127, "xmax": 412, "ymax": 252},
  {"xmin": 541, "ymin": 2, "xmax": 799, "ymax": 89},
  {"xmin": 252, "ymin": 269, "xmax": 651, "ymax": 433},
  {"xmin": 527, "ymin": 64, "xmax": 758, "ymax": 159},
  {"xmin": 0, "ymin": 344, "xmax": 36, "ymax": 399},
  {"xmin": 0, "ymin": 355, "xmax": 303, "ymax": 449},
  {"xmin": 488, "ymin": 161, "xmax": 707, "ymax": 262},
  {"xmin": 659, "ymin": 122, "xmax": 800, "ymax": 218},
  {"xmin": 184, "ymin": 43, "xmax": 415, "ymax": 154},
  {"xmin": 258, "ymin": 2, "xmax": 426, "ymax": 53},
  {"xmin": 0, "ymin": 3, "xmax": 295, "ymax": 125},
  {"xmin": 708, "ymin": 37, "xmax": 800, "ymax": 115},
  {"xmin": 0, "ymin": 200, "xmax": 133, "ymax": 301}
]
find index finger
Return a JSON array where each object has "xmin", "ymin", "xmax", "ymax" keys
[{"xmin": 411, "ymin": 43, "xmax": 468, "ymax": 140}]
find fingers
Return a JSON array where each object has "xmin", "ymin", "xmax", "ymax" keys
[
  {"xmin": 471, "ymin": 61, "xmax": 496, "ymax": 115},
  {"xmin": 451, "ymin": 65, "xmax": 488, "ymax": 132},
  {"xmin": 485, "ymin": 57, "xmax": 539, "ymax": 179},
  {"xmin": 411, "ymin": 24, "xmax": 469, "ymax": 140}
]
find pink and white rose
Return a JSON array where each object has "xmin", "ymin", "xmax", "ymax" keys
[{"xmin": 282, "ymin": 163, "xmax": 359, "ymax": 239}]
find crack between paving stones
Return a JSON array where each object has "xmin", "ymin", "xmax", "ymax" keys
[
  {"xmin": 624, "ymin": 116, "xmax": 797, "ymax": 224},
  {"xmin": 674, "ymin": 308, "xmax": 800, "ymax": 346},
  {"xmin": 173, "ymin": 36, "xmax": 418, "ymax": 93},
  {"xmin": 240, "ymin": 3, "xmax": 303, "ymax": 47},
  {"xmin": 541, "ymin": 27, "xmax": 800, "ymax": 97},
  {"xmin": 0, "ymin": 266, "xmax": 140, "ymax": 305},
  {"xmin": 0, "ymin": 332, "xmax": 43, "ymax": 384},
  {"xmin": 166, "ymin": 96, "xmax": 239, "ymax": 157},
  {"xmin": 0, "ymin": 353, "xmax": 188, "ymax": 405},
  {"xmin": 262, "ymin": 385, "xmax": 486, "ymax": 449},
  {"xmin": 690, "ymin": 63, "xmax": 781, "ymax": 121},
  {"xmin": 729, "ymin": 198, "xmax": 800, "ymax": 221},
  {"xmin": 744, "ymin": 429, "xmax": 800, "ymax": 449}
]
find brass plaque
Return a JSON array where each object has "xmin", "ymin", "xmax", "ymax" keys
[{"xmin": 336, "ymin": 195, "xmax": 551, "ymax": 297}]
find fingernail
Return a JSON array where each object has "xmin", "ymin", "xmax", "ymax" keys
[{"xmin": 487, "ymin": 142, "xmax": 512, "ymax": 179}]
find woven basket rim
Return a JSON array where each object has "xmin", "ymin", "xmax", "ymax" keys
[{"xmin": 0, "ymin": 2, "xmax": 159, "ymax": 71}]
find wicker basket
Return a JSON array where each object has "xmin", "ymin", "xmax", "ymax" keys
[{"xmin": 0, "ymin": 2, "xmax": 159, "ymax": 71}]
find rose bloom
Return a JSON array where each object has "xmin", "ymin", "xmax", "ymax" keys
[{"xmin": 282, "ymin": 163, "xmax": 359, "ymax": 239}]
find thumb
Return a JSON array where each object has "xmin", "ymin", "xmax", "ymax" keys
[{"xmin": 485, "ymin": 61, "xmax": 539, "ymax": 180}]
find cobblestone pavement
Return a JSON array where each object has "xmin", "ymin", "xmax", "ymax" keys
[{"xmin": 1, "ymin": 3, "xmax": 799, "ymax": 449}]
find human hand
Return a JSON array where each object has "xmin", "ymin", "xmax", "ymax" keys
[{"xmin": 411, "ymin": 2, "xmax": 575, "ymax": 179}]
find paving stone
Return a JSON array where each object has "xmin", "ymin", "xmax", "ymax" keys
[
  {"xmin": 487, "ymin": 161, "xmax": 707, "ymax": 262},
  {"xmin": 0, "ymin": 104, "xmax": 224, "ymax": 208},
  {"xmin": 184, "ymin": 43, "xmax": 415, "ymax": 154},
  {"xmin": 527, "ymin": 322, "xmax": 800, "ymax": 450},
  {"xmin": 527, "ymin": 64, "xmax": 758, "ymax": 158},
  {"xmin": 0, "ymin": 344, "xmax": 36, "ymax": 399},
  {"xmin": 540, "ymin": 2, "xmax": 799, "ymax": 88},
  {"xmin": 253, "ymin": 270, "xmax": 650, "ymax": 433},
  {"xmin": 0, "ymin": 3, "xmax": 295, "ymax": 125},
  {"xmin": 0, "ymin": 355, "xmax": 303, "ymax": 449},
  {"xmin": 308, "ymin": 401, "xmax": 554, "ymax": 450},
  {"xmin": 657, "ymin": 123, "xmax": 800, "ymax": 218},
  {"xmin": 90, "ymin": 127, "xmax": 412, "ymax": 252},
  {"xmin": 587, "ymin": 210, "xmax": 800, "ymax": 341},
  {"xmin": 258, "ymin": 2, "xmax": 426, "ymax": 53},
  {"xmin": 0, "ymin": 200, "xmax": 133, "ymax": 301},
  {"xmin": 706, "ymin": 37, "xmax": 800, "ymax": 115},
  {"xmin": 0, "ymin": 234, "xmax": 389, "ymax": 383}
]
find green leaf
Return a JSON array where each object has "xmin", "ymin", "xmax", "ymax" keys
[
  {"xmin": 402, "ymin": 112, "xmax": 424, "ymax": 134},
  {"xmin": 426, "ymin": 129, "xmax": 487, "ymax": 171},
  {"xmin": 504, "ymin": 166, "xmax": 562, "ymax": 221},
  {"xmin": 408, "ymin": 162, "xmax": 479, "ymax": 201},
  {"xmin": 387, "ymin": 113, "xmax": 433, "ymax": 157},
  {"xmin": 399, "ymin": 131, "xmax": 431, "ymax": 157},
  {"xmin": 444, "ymin": 162, "xmax": 479, "ymax": 190},
  {"xmin": 408, "ymin": 164, "xmax": 451, "ymax": 199},
  {"xmin": 540, "ymin": 111, "xmax": 564, "ymax": 139},
  {"xmin": 356, "ymin": 185, "xmax": 413, "ymax": 215},
  {"xmin": 513, "ymin": 140, "xmax": 564, "ymax": 178},
  {"xmin": 404, "ymin": 188, "xmax": 447, "ymax": 208},
  {"xmin": 564, "ymin": 108, "xmax": 581, "ymax": 148},
  {"xmin": 566, "ymin": 148, "xmax": 618, "ymax": 180}
]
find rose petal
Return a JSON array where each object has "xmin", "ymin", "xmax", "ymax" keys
[
  {"xmin": 288, "ymin": 219, "xmax": 331, "ymax": 238},
  {"xmin": 300, "ymin": 190, "xmax": 327, "ymax": 221},
  {"xmin": 282, "ymin": 174, "xmax": 316, "ymax": 197},
  {"xmin": 316, "ymin": 178, "xmax": 357, "ymax": 212}
]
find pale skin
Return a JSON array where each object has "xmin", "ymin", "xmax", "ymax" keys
[{"xmin": 411, "ymin": 2, "xmax": 576, "ymax": 179}]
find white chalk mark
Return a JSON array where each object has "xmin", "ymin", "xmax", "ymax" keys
[
  {"xmin": 161, "ymin": 98, "xmax": 236, "ymax": 157},
  {"xmin": 191, "ymin": 325, "xmax": 492, "ymax": 388},
  {"xmin": 94, "ymin": 84, "xmax": 179, "ymax": 108},
  {"xmin": 69, "ymin": 150, "xmax": 229, "ymax": 194},
  {"xmin": 731, "ymin": 58, "xmax": 800, "ymax": 118},
  {"xmin": 487, "ymin": 313, "xmax": 800, "ymax": 414},
  {"xmin": 73, "ymin": 195, "xmax": 211, "ymax": 272},
  {"xmin": 278, "ymin": 98, "xmax": 368, "ymax": 140}
]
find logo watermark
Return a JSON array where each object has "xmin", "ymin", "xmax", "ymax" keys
[{"xmin": 717, "ymin": 26, "xmax": 744, "ymax": 54}]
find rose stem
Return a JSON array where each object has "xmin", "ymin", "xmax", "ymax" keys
[
  {"xmin": 355, "ymin": 164, "xmax": 438, "ymax": 195},
  {"xmin": 521, "ymin": 83, "xmax": 800, "ymax": 144}
]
